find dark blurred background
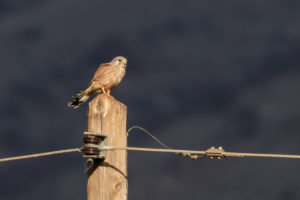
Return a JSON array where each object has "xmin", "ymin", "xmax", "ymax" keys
[{"xmin": 0, "ymin": 0, "xmax": 300, "ymax": 199}]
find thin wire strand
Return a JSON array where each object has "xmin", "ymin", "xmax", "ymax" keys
[
  {"xmin": 127, "ymin": 126, "xmax": 204, "ymax": 159},
  {"xmin": 0, "ymin": 148, "xmax": 81, "ymax": 163},
  {"xmin": 104, "ymin": 146, "xmax": 205, "ymax": 154},
  {"xmin": 127, "ymin": 126, "xmax": 170, "ymax": 149},
  {"xmin": 224, "ymin": 152, "xmax": 300, "ymax": 159}
]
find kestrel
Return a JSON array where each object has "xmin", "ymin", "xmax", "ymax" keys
[{"xmin": 68, "ymin": 56, "xmax": 127, "ymax": 109}]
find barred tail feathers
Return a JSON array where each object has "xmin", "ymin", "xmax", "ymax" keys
[{"xmin": 68, "ymin": 85, "xmax": 93, "ymax": 109}]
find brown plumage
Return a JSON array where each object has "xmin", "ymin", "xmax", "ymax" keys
[{"xmin": 68, "ymin": 56, "xmax": 127, "ymax": 109}]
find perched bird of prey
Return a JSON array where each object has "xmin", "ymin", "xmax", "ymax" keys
[{"xmin": 68, "ymin": 56, "xmax": 127, "ymax": 109}]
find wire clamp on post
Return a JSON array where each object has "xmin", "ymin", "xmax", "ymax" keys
[
  {"xmin": 205, "ymin": 146, "xmax": 225, "ymax": 159},
  {"xmin": 81, "ymin": 132, "xmax": 107, "ymax": 159}
]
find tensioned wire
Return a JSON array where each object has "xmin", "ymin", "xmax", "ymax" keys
[{"xmin": 1, "ymin": 126, "xmax": 300, "ymax": 163}]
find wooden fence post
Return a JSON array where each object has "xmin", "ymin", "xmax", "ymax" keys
[{"xmin": 86, "ymin": 94, "xmax": 127, "ymax": 200}]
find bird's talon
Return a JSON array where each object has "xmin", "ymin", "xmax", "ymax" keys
[{"xmin": 101, "ymin": 87, "xmax": 107, "ymax": 95}]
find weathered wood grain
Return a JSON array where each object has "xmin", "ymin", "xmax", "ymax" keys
[{"xmin": 87, "ymin": 94, "xmax": 127, "ymax": 200}]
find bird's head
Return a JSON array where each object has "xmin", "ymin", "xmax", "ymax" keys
[{"xmin": 112, "ymin": 56, "xmax": 127, "ymax": 67}]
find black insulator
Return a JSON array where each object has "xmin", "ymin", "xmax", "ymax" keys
[
  {"xmin": 81, "ymin": 134, "xmax": 107, "ymax": 159},
  {"xmin": 83, "ymin": 136, "xmax": 102, "ymax": 145}
]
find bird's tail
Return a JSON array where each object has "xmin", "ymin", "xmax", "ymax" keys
[{"xmin": 68, "ymin": 85, "xmax": 93, "ymax": 109}]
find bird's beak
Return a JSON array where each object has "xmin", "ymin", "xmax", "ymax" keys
[{"xmin": 122, "ymin": 60, "xmax": 127, "ymax": 65}]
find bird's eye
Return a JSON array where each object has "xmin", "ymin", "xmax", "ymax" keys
[{"xmin": 118, "ymin": 59, "xmax": 122, "ymax": 62}]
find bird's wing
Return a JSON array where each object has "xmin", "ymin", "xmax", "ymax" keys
[{"xmin": 92, "ymin": 62, "xmax": 114, "ymax": 81}]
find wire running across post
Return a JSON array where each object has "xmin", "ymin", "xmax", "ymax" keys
[
  {"xmin": 2, "ymin": 145, "xmax": 300, "ymax": 164},
  {"xmin": 2, "ymin": 127, "xmax": 300, "ymax": 164}
]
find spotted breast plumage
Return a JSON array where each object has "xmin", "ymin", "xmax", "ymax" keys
[{"xmin": 68, "ymin": 56, "xmax": 127, "ymax": 109}]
